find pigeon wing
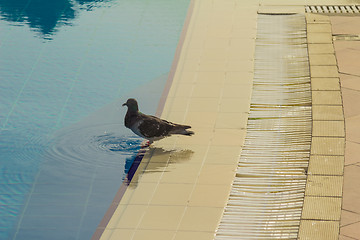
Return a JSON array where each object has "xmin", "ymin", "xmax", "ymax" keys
[{"xmin": 137, "ymin": 115, "xmax": 174, "ymax": 138}]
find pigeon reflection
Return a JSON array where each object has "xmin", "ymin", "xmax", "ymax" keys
[
  {"xmin": 0, "ymin": 0, "xmax": 112, "ymax": 38},
  {"xmin": 124, "ymin": 147, "xmax": 194, "ymax": 188}
]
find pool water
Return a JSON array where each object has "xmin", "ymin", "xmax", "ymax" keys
[{"xmin": 0, "ymin": 0, "xmax": 190, "ymax": 239}]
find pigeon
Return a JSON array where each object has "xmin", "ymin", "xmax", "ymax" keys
[{"xmin": 122, "ymin": 98, "xmax": 194, "ymax": 143}]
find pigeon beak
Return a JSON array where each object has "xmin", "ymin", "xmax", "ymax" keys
[{"xmin": 122, "ymin": 103, "xmax": 127, "ymax": 107}]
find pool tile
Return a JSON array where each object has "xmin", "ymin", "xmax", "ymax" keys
[
  {"xmin": 342, "ymin": 88, "xmax": 360, "ymax": 118},
  {"xmin": 204, "ymin": 145, "xmax": 241, "ymax": 165},
  {"xmin": 106, "ymin": 204, "xmax": 146, "ymax": 229},
  {"xmin": 309, "ymin": 54, "xmax": 337, "ymax": 66},
  {"xmin": 222, "ymin": 84, "xmax": 252, "ymax": 99},
  {"xmin": 138, "ymin": 205, "xmax": 185, "ymax": 230},
  {"xmin": 101, "ymin": 229, "xmax": 134, "ymax": 240},
  {"xmin": 197, "ymin": 164, "xmax": 236, "ymax": 185},
  {"xmin": 185, "ymin": 111, "xmax": 218, "ymax": 129},
  {"xmin": 308, "ymin": 43, "xmax": 335, "ymax": 54},
  {"xmin": 310, "ymin": 66, "xmax": 339, "ymax": 78},
  {"xmin": 311, "ymin": 78, "xmax": 340, "ymax": 91},
  {"xmin": 225, "ymin": 71, "xmax": 254, "ymax": 85},
  {"xmin": 192, "ymin": 83, "xmax": 223, "ymax": 98},
  {"xmin": 312, "ymin": 121, "xmax": 345, "ymax": 137},
  {"xmin": 132, "ymin": 230, "xmax": 175, "ymax": 240},
  {"xmin": 160, "ymin": 163, "xmax": 203, "ymax": 184},
  {"xmin": 212, "ymin": 129, "xmax": 246, "ymax": 146},
  {"xmin": 188, "ymin": 184, "xmax": 231, "ymax": 207},
  {"xmin": 173, "ymin": 231, "xmax": 215, "ymax": 240},
  {"xmin": 215, "ymin": 112, "xmax": 248, "ymax": 129},
  {"xmin": 308, "ymin": 155, "xmax": 344, "ymax": 175},
  {"xmin": 299, "ymin": 220, "xmax": 339, "ymax": 240},
  {"xmin": 302, "ymin": 196, "xmax": 341, "ymax": 221},
  {"xmin": 120, "ymin": 183, "xmax": 158, "ymax": 205},
  {"xmin": 150, "ymin": 183, "xmax": 193, "ymax": 206},
  {"xmin": 305, "ymin": 176, "xmax": 343, "ymax": 197},
  {"xmin": 178, "ymin": 207, "xmax": 223, "ymax": 232},
  {"xmin": 188, "ymin": 98, "xmax": 219, "ymax": 112},
  {"xmin": 196, "ymin": 71, "xmax": 225, "ymax": 84},
  {"xmin": 307, "ymin": 32, "xmax": 333, "ymax": 44},
  {"xmin": 307, "ymin": 23, "xmax": 332, "ymax": 33},
  {"xmin": 311, "ymin": 137, "xmax": 345, "ymax": 156},
  {"xmin": 312, "ymin": 105, "xmax": 344, "ymax": 120},
  {"xmin": 340, "ymin": 73, "xmax": 360, "ymax": 91},
  {"xmin": 219, "ymin": 98, "xmax": 250, "ymax": 113},
  {"xmin": 340, "ymin": 222, "xmax": 360, "ymax": 240}
]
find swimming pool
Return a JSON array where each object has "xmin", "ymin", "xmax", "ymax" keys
[{"xmin": 0, "ymin": 0, "xmax": 190, "ymax": 239}]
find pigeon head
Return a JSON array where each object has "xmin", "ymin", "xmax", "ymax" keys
[{"xmin": 122, "ymin": 98, "xmax": 139, "ymax": 112}]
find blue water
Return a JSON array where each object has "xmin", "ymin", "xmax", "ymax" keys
[{"xmin": 0, "ymin": 0, "xmax": 190, "ymax": 239}]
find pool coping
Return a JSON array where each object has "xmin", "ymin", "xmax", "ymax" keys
[{"xmin": 91, "ymin": 1, "xmax": 196, "ymax": 239}]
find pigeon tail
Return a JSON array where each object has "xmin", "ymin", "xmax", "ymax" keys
[{"xmin": 171, "ymin": 124, "xmax": 194, "ymax": 136}]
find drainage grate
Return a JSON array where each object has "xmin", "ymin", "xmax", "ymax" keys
[{"xmin": 305, "ymin": 5, "xmax": 360, "ymax": 14}]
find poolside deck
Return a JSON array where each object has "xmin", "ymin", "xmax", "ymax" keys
[{"xmin": 95, "ymin": 1, "xmax": 360, "ymax": 239}]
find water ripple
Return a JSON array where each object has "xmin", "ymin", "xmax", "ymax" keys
[{"xmin": 46, "ymin": 123, "xmax": 142, "ymax": 168}]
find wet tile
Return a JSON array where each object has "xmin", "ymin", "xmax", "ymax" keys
[
  {"xmin": 215, "ymin": 112, "xmax": 248, "ymax": 129},
  {"xmin": 310, "ymin": 66, "xmax": 339, "ymax": 78},
  {"xmin": 340, "ymin": 221, "xmax": 360, "ymax": 240},
  {"xmin": 299, "ymin": 220, "xmax": 339, "ymax": 240},
  {"xmin": 188, "ymin": 184, "xmax": 231, "ymax": 207},
  {"xmin": 340, "ymin": 73, "xmax": 360, "ymax": 91},
  {"xmin": 173, "ymin": 231, "xmax": 215, "ymax": 240},
  {"xmin": 340, "ymin": 209, "xmax": 360, "ymax": 227},
  {"xmin": 311, "ymin": 137, "xmax": 345, "ymax": 156},
  {"xmin": 312, "ymin": 120, "xmax": 344, "ymax": 137},
  {"xmin": 311, "ymin": 78, "xmax": 340, "ymax": 91},
  {"xmin": 302, "ymin": 196, "xmax": 342, "ymax": 220},
  {"xmin": 178, "ymin": 207, "xmax": 223, "ymax": 232},
  {"xmin": 312, "ymin": 91, "xmax": 342, "ymax": 105},
  {"xmin": 342, "ymin": 165, "xmax": 360, "ymax": 213},
  {"xmin": 308, "ymin": 44, "xmax": 335, "ymax": 54},
  {"xmin": 133, "ymin": 230, "xmax": 175, "ymax": 240},
  {"xmin": 139, "ymin": 205, "xmax": 185, "ymax": 230},
  {"xmin": 345, "ymin": 115, "xmax": 360, "ymax": 143},
  {"xmin": 150, "ymin": 183, "xmax": 193, "ymax": 206},
  {"xmin": 309, "ymin": 54, "xmax": 337, "ymax": 66},
  {"xmin": 342, "ymin": 88, "xmax": 360, "ymax": 118},
  {"xmin": 308, "ymin": 155, "xmax": 344, "ymax": 175},
  {"xmin": 305, "ymin": 175, "xmax": 343, "ymax": 197},
  {"xmin": 312, "ymin": 105, "xmax": 344, "ymax": 120},
  {"xmin": 345, "ymin": 141, "xmax": 360, "ymax": 166}
]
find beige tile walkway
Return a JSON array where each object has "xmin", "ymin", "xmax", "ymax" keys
[
  {"xmin": 331, "ymin": 15, "xmax": 360, "ymax": 240},
  {"xmin": 98, "ymin": 0, "xmax": 258, "ymax": 239}
]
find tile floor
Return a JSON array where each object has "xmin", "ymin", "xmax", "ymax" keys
[{"xmin": 331, "ymin": 16, "xmax": 360, "ymax": 240}]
